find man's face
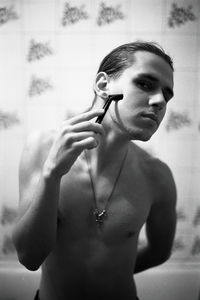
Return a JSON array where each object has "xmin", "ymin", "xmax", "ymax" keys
[{"xmin": 108, "ymin": 51, "xmax": 174, "ymax": 141}]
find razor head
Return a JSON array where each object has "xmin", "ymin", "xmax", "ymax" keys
[
  {"xmin": 95, "ymin": 93, "xmax": 123, "ymax": 124},
  {"xmin": 108, "ymin": 94, "xmax": 123, "ymax": 101}
]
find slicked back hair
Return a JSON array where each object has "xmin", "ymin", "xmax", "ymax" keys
[{"xmin": 97, "ymin": 41, "xmax": 174, "ymax": 80}]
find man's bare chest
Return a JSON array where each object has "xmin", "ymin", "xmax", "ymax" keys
[{"xmin": 57, "ymin": 155, "xmax": 152, "ymax": 242}]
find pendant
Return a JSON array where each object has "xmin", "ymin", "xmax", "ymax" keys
[{"xmin": 93, "ymin": 209, "xmax": 107, "ymax": 224}]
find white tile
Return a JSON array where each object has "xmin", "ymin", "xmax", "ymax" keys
[
  {"xmin": 58, "ymin": 33, "xmax": 94, "ymax": 68},
  {"xmin": 0, "ymin": 128, "xmax": 24, "ymax": 209},
  {"xmin": 0, "ymin": 34, "xmax": 22, "ymax": 68},
  {"xmin": 196, "ymin": 73, "xmax": 200, "ymax": 116},
  {"xmin": 164, "ymin": 34, "xmax": 198, "ymax": 70},
  {"xmin": 0, "ymin": 68, "xmax": 24, "ymax": 110},
  {"xmin": 176, "ymin": 222, "xmax": 193, "ymax": 238},
  {"xmin": 129, "ymin": 0, "xmax": 163, "ymax": 33},
  {"xmin": 157, "ymin": 139, "xmax": 194, "ymax": 169},
  {"xmin": 0, "ymin": 132, "xmax": 6, "ymax": 203},
  {"xmin": 171, "ymin": 232, "xmax": 193, "ymax": 260},
  {"xmin": 23, "ymin": 0, "xmax": 55, "ymax": 3},
  {"xmin": 172, "ymin": 71, "xmax": 197, "ymax": 111},
  {"xmin": 26, "ymin": 104, "xmax": 60, "ymax": 132},
  {"xmin": 174, "ymin": 171, "xmax": 194, "ymax": 201},
  {"xmin": 198, "ymin": 34, "xmax": 200, "ymax": 71},
  {"xmin": 2, "ymin": 134, "xmax": 23, "ymax": 203},
  {"xmin": 176, "ymin": 200, "xmax": 196, "ymax": 223},
  {"xmin": 57, "ymin": 68, "xmax": 95, "ymax": 114},
  {"xmin": 191, "ymin": 140, "xmax": 200, "ymax": 172},
  {"xmin": 23, "ymin": 2, "xmax": 56, "ymax": 32},
  {"xmin": 92, "ymin": 33, "xmax": 129, "ymax": 71},
  {"xmin": 166, "ymin": 71, "xmax": 198, "ymax": 132}
]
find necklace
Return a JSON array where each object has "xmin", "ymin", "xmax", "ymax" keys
[{"xmin": 84, "ymin": 147, "xmax": 128, "ymax": 225}]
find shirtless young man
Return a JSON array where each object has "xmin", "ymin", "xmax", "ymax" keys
[{"xmin": 12, "ymin": 42, "xmax": 177, "ymax": 300}]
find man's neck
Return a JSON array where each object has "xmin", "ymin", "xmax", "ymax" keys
[
  {"xmin": 86, "ymin": 120, "xmax": 130, "ymax": 176},
  {"xmin": 87, "ymin": 100, "xmax": 132, "ymax": 174}
]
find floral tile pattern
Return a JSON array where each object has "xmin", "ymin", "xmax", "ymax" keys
[
  {"xmin": 191, "ymin": 236, "xmax": 200, "ymax": 256},
  {"xmin": 0, "ymin": 206, "xmax": 17, "ymax": 225},
  {"xmin": 2, "ymin": 235, "xmax": 16, "ymax": 255},
  {"xmin": 177, "ymin": 208, "xmax": 187, "ymax": 221},
  {"xmin": 193, "ymin": 206, "xmax": 200, "ymax": 227},
  {"xmin": 97, "ymin": 2, "xmax": 124, "ymax": 26},
  {"xmin": 0, "ymin": 5, "xmax": 18, "ymax": 26},
  {"xmin": 166, "ymin": 110, "xmax": 191, "ymax": 131},
  {"xmin": 172, "ymin": 237, "xmax": 185, "ymax": 252},
  {"xmin": 0, "ymin": 110, "xmax": 20, "ymax": 130},
  {"xmin": 168, "ymin": 2, "xmax": 197, "ymax": 28},
  {"xmin": 61, "ymin": 2, "xmax": 89, "ymax": 26},
  {"xmin": 29, "ymin": 75, "xmax": 53, "ymax": 97},
  {"xmin": 27, "ymin": 39, "xmax": 53, "ymax": 62}
]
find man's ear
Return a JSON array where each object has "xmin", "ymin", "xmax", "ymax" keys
[{"xmin": 93, "ymin": 72, "xmax": 110, "ymax": 99}]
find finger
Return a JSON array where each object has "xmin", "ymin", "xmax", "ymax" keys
[
  {"xmin": 61, "ymin": 121, "xmax": 104, "ymax": 137},
  {"xmin": 65, "ymin": 109, "xmax": 104, "ymax": 125},
  {"xmin": 73, "ymin": 137, "xmax": 98, "ymax": 151},
  {"xmin": 66, "ymin": 131, "xmax": 96, "ymax": 143},
  {"xmin": 72, "ymin": 121, "xmax": 105, "ymax": 136}
]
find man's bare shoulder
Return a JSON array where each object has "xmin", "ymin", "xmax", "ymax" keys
[
  {"xmin": 26, "ymin": 129, "xmax": 56, "ymax": 152},
  {"xmin": 18, "ymin": 130, "xmax": 57, "ymax": 207},
  {"xmin": 21, "ymin": 129, "xmax": 56, "ymax": 171},
  {"xmin": 129, "ymin": 142, "xmax": 176, "ymax": 200}
]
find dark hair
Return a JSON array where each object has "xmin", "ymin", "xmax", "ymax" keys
[{"xmin": 97, "ymin": 41, "xmax": 174, "ymax": 79}]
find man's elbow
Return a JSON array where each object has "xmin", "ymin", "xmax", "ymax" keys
[
  {"xmin": 17, "ymin": 247, "xmax": 50, "ymax": 271},
  {"xmin": 155, "ymin": 248, "xmax": 172, "ymax": 265},
  {"xmin": 13, "ymin": 238, "xmax": 52, "ymax": 271},
  {"xmin": 13, "ymin": 231, "xmax": 54, "ymax": 271},
  {"xmin": 18, "ymin": 254, "xmax": 41, "ymax": 271}
]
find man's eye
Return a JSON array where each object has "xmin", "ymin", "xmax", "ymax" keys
[{"xmin": 136, "ymin": 80, "xmax": 154, "ymax": 91}]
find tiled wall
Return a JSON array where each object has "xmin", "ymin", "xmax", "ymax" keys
[{"xmin": 0, "ymin": 0, "xmax": 199, "ymax": 263}]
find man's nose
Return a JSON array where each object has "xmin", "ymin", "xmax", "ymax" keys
[{"xmin": 148, "ymin": 90, "xmax": 166, "ymax": 110}]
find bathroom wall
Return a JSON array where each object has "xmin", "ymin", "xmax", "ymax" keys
[{"xmin": 0, "ymin": 0, "xmax": 199, "ymax": 266}]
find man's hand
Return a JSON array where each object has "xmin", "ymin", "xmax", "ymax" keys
[{"xmin": 43, "ymin": 109, "xmax": 104, "ymax": 179}]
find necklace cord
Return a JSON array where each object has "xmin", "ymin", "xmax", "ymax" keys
[{"xmin": 84, "ymin": 146, "xmax": 129, "ymax": 223}]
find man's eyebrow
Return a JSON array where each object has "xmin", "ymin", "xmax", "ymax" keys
[
  {"xmin": 137, "ymin": 73, "xmax": 174, "ymax": 99},
  {"xmin": 138, "ymin": 73, "xmax": 159, "ymax": 82}
]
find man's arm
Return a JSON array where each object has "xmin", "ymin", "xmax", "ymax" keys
[
  {"xmin": 12, "ymin": 132, "xmax": 61, "ymax": 271},
  {"xmin": 134, "ymin": 161, "xmax": 177, "ymax": 273},
  {"xmin": 12, "ymin": 109, "xmax": 104, "ymax": 271}
]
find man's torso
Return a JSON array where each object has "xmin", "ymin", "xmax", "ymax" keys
[{"xmin": 38, "ymin": 140, "xmax": 157, "ymax": 300}]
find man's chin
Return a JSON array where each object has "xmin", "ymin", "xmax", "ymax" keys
[
  {"xmin": 132, "ymin": 136, "xmax": 152, "ymax": 142},
  {"xmin": 130, "ymin": 130, "xmax": 155, "ymax": 142},
  {"xmin": 113, "ymin": 119, "xmax": 157, "ymax": 142}
]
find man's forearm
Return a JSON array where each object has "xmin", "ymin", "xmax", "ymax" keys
[
  {"xmin": 12, "ymin": 171, "xmax": 61, "ymax": 271},
  {"xmin": 134, "ymin": 245, "xmax": 170, "ymax": 274}
]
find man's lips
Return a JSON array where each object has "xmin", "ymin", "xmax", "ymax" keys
[{"xmin": 141, "ymin": 113, "xmax": 158, "ymax": 124}]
